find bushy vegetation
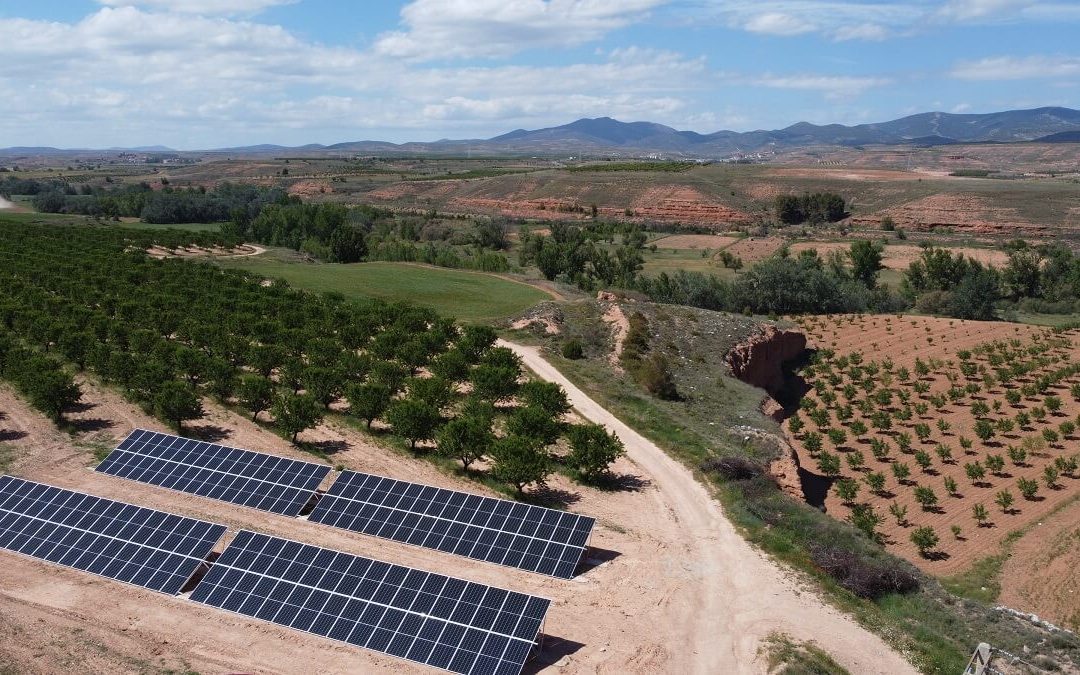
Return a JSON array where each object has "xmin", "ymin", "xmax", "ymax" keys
[
  {"xmin": 638, "ymin": 246, "xmax": 902, "ymax": 315},
  {"xmin": 518, "ymin": 221, "xmax": 645, "ymax": 291},
  {"xmin": 774, "ymin": 192, "xmax": 848, "ymax": 225},
  {"xmin": 23, "ymin": 179, "xmax": 286, "ymax": 225},
  {"xmin": 565, "ymin": 161, "xmax": 697, "ymax": 173},
  {"xmin": 0, "ymin": 220, "xmax": 621, "ymax": 494}
]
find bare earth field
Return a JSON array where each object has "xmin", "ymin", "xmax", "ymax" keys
[
  {"xmin": 0, "ymin": 363, "xmax": 913, "ymax": 673},
  {"xmin": 998, "ymin": 496, "xmax": 1080, "ymax": 631},
  {"xmin": 788, "ymin": 242, "xmax": 1010, "ymax": 270},
  {"xmin": 724, "ymin": 237, "xmax": 786, "ymax": 263},
  {"xmin": 785, "ymin": 315, "xmax": 1080, "ymax": 588}
]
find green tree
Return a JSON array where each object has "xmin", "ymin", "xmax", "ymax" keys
[
  {"xmin": 491, "ymin": 435, "xmax": 552, "ymax": 493},
  {"xmin": 385, "ymin": 398, "xmax": 441, "ymax": 450},
  {"xmin": 973, "ymin": 502, "xmax": 990, "ymax": 525},
  {"xmin": 566, "ymin": 424, "xmax": 626, "ymax": 482},
  {"xmin": 994, "ymin": 490, "xmax": 1014, "ymax": 513},
  {"xmin": 891, "ymin": 462, "xmax": 911, "ymax": 483},
  {"xmin": 964, "ymin": 461, "xmax": 986, "ymax": 484},
  {"xmin": 864, "ymin": 471, "xmax": 887, "ymax": 495},
  {"xmin": 435, "ymin": 416, "xmax": 493, "ymax": 471},
  {"xmin": 345, "ymin": 382, "xmax": 392, "ymax": 428},
  {"xmin": 817, "ymin": 452, "xmax": 841, "ymax": 477},
  {"xmin": 518, "ymin": 380, "xmax": 571, "ymax": 417},
  {"xmin": 888, "ymin": 501, "xmax": 908, "ymax": 526},
  {"xmin": 28, "ymin": 369, "xmax": 82, "ymax": 423},
  {"xmin": 302, "ymin": 366, "xmax": 343, "ymax": 408},
  {"xmin": 272, "ymin": 392, "xmax": 323, "ymax": 443},
  {"xmin": 849, "ymin": 239, "xmax": 885, "ymax": 288},
  {"xmin": 944, "ymin": 476, "xmax": 958, "ymax": 495},
  {"xmin": 237, "ymin": 374, "xmax": 274, "ymax": 422},
  {"xmin": 1017, "ymin": 477, "xmax": 1039, "ymax": 500},
  {"xmin": 154, "ymin": 380, "xmax": 203, "ymax": 433},
  {"xmin": 911, "ymin": 526, "xmax": 939, "ymax": 557},
  {"xmin": 470, "ymin": 364, "xmax": 520, "ymax": 402},
  {"xmin": 835, "ymin": 478, "xmax": 860, "ymax": 504},
  {"xmin": 913, "ymin": 485, "xmax": 938, "ymax": 511},
  {"xmin": 849, "ymin": 503, "xmax": 882, "ymax": 540}
]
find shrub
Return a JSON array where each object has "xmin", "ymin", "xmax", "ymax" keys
[
  {"xmin": 1017, "ymin": 477, "xmax": 1039, "ymax": 500},
  {"xmin": 807, "ymin": 543, "xmax": 919, "ymax": 599},
  {"xmin": 911, "ymin": 526, "xmax": 940, "ymax": 557},
  {"xmin": 561, "ymin": 339, "xmax": 585, "ymax": 360},
  {"xmin": 700, "ymin": 456, "xmax": 763, "ymax": 481}
]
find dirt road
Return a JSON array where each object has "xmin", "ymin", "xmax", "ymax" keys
[{"xmin": 501, "ymin": 340, "xmax": 917, "ymax": 674}]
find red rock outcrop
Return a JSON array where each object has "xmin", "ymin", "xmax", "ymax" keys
[{"xmin": 725, "ymin": 325, "xmax": 807, "ymax": 396}]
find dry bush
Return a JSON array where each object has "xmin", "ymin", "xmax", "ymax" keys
[
  {"xmin": 700, "ymin": 456, "xmax": 764, "ymax": 481},
  {"xmin": 809, "ymin": 542, "xmax": 920, "ymax": 599}
]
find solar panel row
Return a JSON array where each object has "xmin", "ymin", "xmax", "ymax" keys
[
  {"xmin": 97, "ymin": 432, "xmax": 596, "ymax": 580},
  {"xmin": 192, "ymin": 530, "xmax": 550, "ymax": 675},
  {"xmin": 98, "ymin": 429, "xmax": 330, "ymax": 516},
  {"xmin": 0, "ymin": 475, "xmax": 225, "ymax": 595},
  {"xmin": 309, "ymin": 471, "xmax": 594, "ymax": 579}
]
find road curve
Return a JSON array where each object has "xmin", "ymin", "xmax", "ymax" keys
[{"xmin": 501, "ymin": 340, "xmax": 918, "ymax": 675}]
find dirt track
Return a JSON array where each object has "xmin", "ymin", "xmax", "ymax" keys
[{"xmin": 502, "ymin": 340, "xmax": 917, "ymax": 674}]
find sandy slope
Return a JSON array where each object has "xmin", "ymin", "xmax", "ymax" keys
[{"xmin": 501, "ymin": 340, "xmax": 917, "ymax": 674}]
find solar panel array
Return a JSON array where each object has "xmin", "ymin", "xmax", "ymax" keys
[
  {"xmin": 97, "ymin": 429, "xmax": 331, "ymax": 517},
  {"xmin": 0, "ymin": 475, "xmax": 226, "ymax": 595},
  {"xmin": 309, "ymin": 471, "xmax": 594, "ymax": 579},
  {"xmin": 192, "ymin": 530, "xmax": 549, "ymax": 675}
]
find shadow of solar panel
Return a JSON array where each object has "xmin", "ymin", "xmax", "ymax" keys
[
  {"xmin": 97, "ymin": 429, "xmax": 331, "ymax": 517},
  {"xmin": 192, "ymin": 530, "xmax": 549, "ymax": 675},
  {"xmin": 308, "ymin": 471, "xmax": 595, "ymax": 579},
  {"xmin": 0, "ymin": 475, "xmax": 226, "ymax": 595}
]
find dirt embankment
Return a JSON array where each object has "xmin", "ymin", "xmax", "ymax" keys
[
  {"xmin": 726, "ymin": 325, "xmax": 807, "ymax": 399},
  {"xmin": 725, "ymin": 326, "xmax": 809, "ymax": 498}
]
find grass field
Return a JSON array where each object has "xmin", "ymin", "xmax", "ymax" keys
[{"xmin": 219, "ymin": 254, "xmax": 549, "ymax": 321}]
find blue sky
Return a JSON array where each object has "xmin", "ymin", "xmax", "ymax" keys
[{"xmin": 1, "ymin": 0, "xmax": 1079, "ymax": 148}]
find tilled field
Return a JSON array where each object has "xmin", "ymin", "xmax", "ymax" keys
[{"xmin": 785, "ymin": 314, "xmax": 1080, "ymax": 579}]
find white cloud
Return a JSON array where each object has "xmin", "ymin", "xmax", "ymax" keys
[
  {"xmin": 97, "ymin": 0, "xmax": 296, "ymax": 15},
  {"xmin": 752, "ymin": 74, "xmax": 892, "ymax": 99},
  {"xmin": 832, "ymin": 23, "xmax": 889, "ymax": 41},
  {"xmin": 742, "ymin": 12, "xmax": 816, "ymax": 36},
  {"xmin": 703, "ymin": 0, "xmax": 1079, "ymax": 41},
  {"xmin": 951, "ymin": 55, "xmax": 1080, "ymax": 80},
  {"xmin": 373, "ymin": 0, "xmax": 667, "ymax": 61},
  {"xmin": 935, "ymin": 0, "xmax": 1034, "ymax": 21}
]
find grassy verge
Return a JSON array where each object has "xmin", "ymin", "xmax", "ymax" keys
[
  {"xmin": 759, "ymin": 632, "xmax": 852, "ymax": 675},
  {"xmin": 218, "ymin": 254, "xmax": 550, "ymax": 322}
]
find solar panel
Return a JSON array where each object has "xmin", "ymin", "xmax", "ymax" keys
[
  {"xmin": 97, "ymin": 429, "xmax": 331, "ymax": 517},
  {"xmin": 0, "ymin": 475, "xmax": 226, "ymax": 595},
  {"xmin": 192, "ymin": 530, "xmax": 549, "ymax": 675},
  {"xmin": 308, "ymin": 471, "xmax": 594, "ymax": 579}
]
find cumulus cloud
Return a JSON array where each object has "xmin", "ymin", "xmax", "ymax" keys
[
  {"xmin": 951, "ymin": 55, "xmax": 1080, "ymax": 80},
  {"xmin": 373, "ymin": 0, "xmax": 666, "ymax": 61},
  {"xmin": 97, "ymin": 0, "xmax": 297, "ymax": 15}
]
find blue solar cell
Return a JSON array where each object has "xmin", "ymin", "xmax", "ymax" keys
[
  {"xmin": 97, "ymin": 429, "xmax": 330, "ymax": 517},
  {"xmin": 0, "ymin": 475, "xmax": 225, "ymax": 595},
  {"xmin": 308, "ymin": 470, "xmax": 595, "ymax": 579},
  {"xmin": 191, "ymin": 530, "xmax": 549, "ymax": 675}
]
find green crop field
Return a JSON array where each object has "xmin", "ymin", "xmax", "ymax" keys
[{"xmin": 219, "ymin": 255, "xmax": 549, "ymax": 322}]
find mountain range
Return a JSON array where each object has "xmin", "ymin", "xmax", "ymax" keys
[{"xmin": 3, "ymin": 106, "xmax": 1079, "ymax": 158}]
